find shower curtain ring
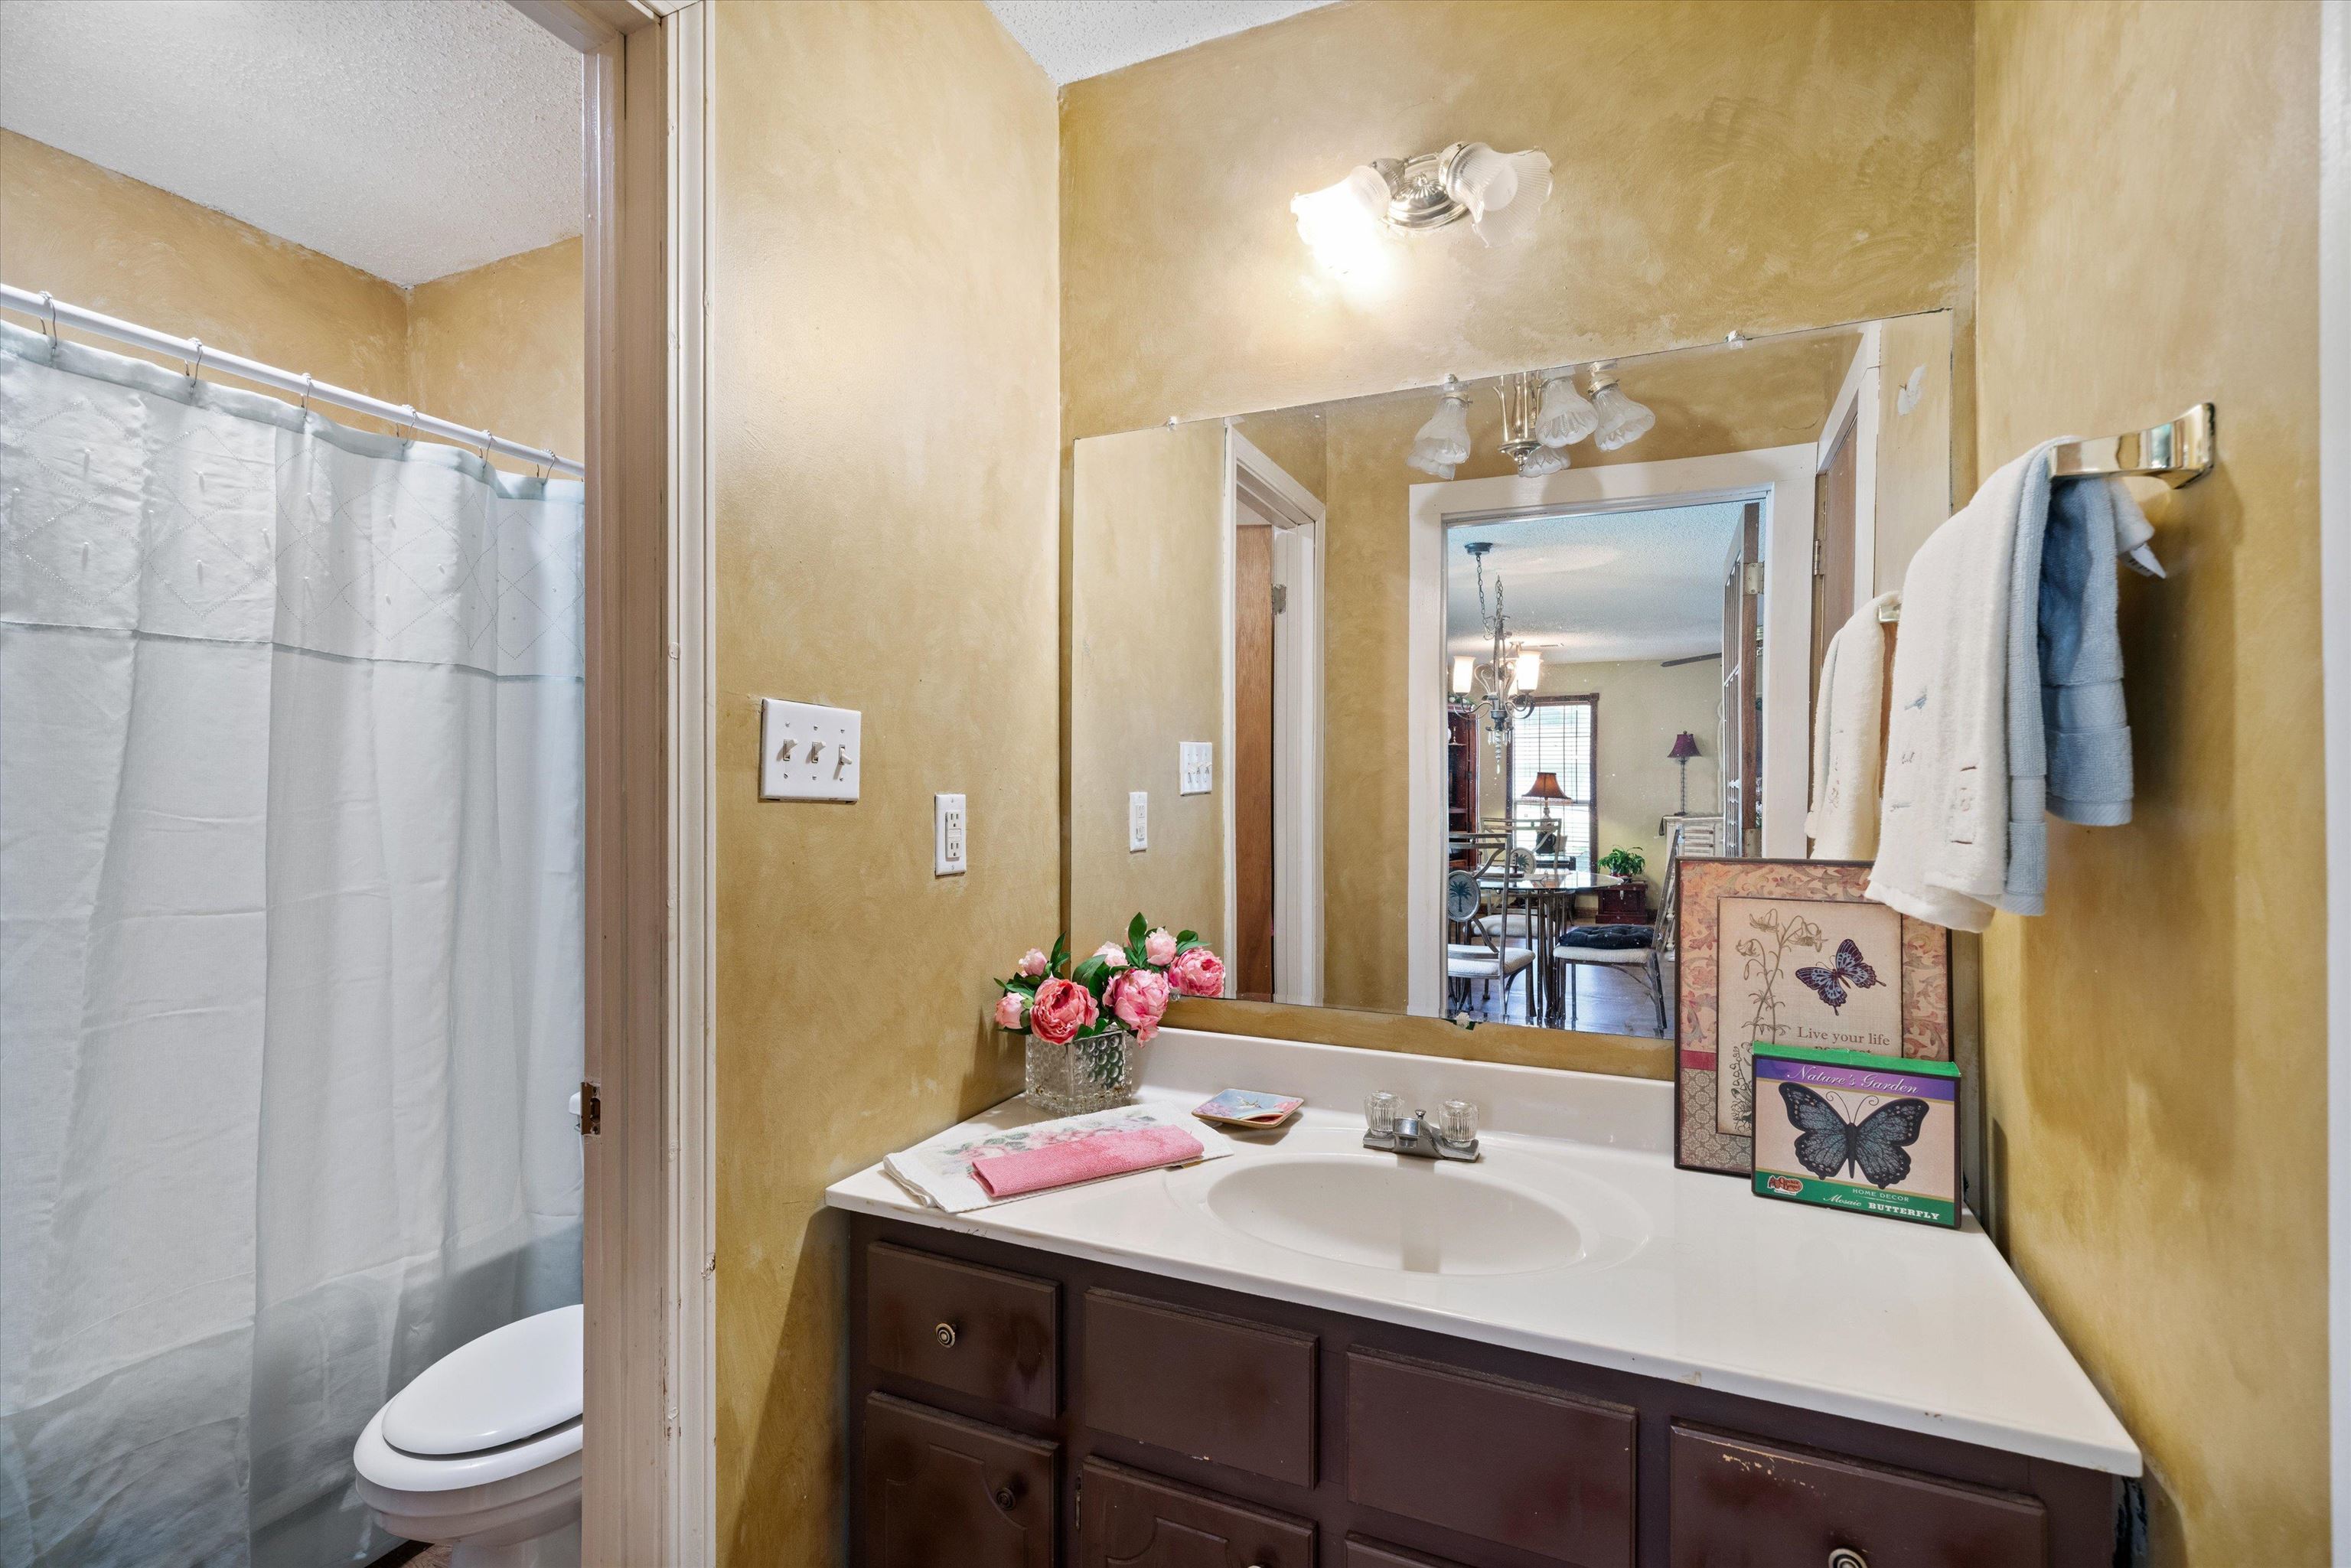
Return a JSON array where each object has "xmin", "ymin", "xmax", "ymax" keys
[
  {"xmin": 479, "ymin": 429, "xmax": 496, "ymax": 465},
  {"xmin": 37, "ymin": 291, "xmax": 57, "ymax": 350},
  {"xmin": 297, "ymin": 373, "xmax": 314, "ymax": 415},
  {"xmin": 398, "ymin": 406, "xmax": 417, "ymax": 444},
  {"xmin": 184, "ymin": 339, "xmax": 204, "ymax": 381}
]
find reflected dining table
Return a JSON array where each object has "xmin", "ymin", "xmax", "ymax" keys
[{"xmin": 1475, "ymin": 869, "xmax": 1608, "ymax": 1028}]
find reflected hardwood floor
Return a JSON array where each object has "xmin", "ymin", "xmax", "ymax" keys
[{"xmin": 1456, "ymin": 960, "xmax": 1671, "ymax": 1038}]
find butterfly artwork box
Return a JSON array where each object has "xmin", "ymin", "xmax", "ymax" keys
[{"xmin": 1752, "ymin": 1043, "xmax": 1961, "ymax": 1228}]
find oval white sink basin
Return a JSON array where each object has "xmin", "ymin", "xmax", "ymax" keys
[{"xmin": 1196, "ymin": 1152, "xmax": 1586, "ymax": 1276}]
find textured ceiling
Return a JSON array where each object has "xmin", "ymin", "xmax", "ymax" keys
[
  {"xmin": 1447, "ymin": 503, "xmax": 1748, "ymax": 665},
  {"xmin": 0, "ymin": 0, "xmax": 582, "ymax": 287},
  {"xmin": 984, "ymin": 0, "xmax": 1334, "ymax": 85}
]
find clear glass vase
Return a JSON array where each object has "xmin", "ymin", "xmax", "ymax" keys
[{"xmin": 1022, "ymin": 1027, "xmax": 1137, "ymax": 1117}]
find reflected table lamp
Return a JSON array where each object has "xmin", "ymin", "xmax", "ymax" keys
[
  {"xmin": 1668, "ymin": 732, "xmax": 1701, "ymax": 813},
  {"xmin": 1523, "ymin": 770, "xmax": 1569, "ymax": 859}
]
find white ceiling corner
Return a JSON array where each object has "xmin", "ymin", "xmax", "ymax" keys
[
  {"xmin": 984, "ymin": 0, "xmax": 1335, "ymax": 86},
  {"xmin": 0, "ymin": 0, "xmax": 582, "ymax": 288}
]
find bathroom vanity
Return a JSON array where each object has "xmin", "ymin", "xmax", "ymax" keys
[{"xmin": 827, "ymin": 1030, "xmax": 2137, "ymax": 1568}]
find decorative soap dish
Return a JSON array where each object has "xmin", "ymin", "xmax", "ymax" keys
[{"xmin": 1193, "ymin": 1089, "xmax": 1304, "ymax": 1129}]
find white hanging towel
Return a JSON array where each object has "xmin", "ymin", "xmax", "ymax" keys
[
  {"xmin": 1867, "ymin": 445, "xmax": 2058, "ymax": 931},
  {"xmin": 1807, "ymin": 590, "xmax": 1900, "ymax": 859}
]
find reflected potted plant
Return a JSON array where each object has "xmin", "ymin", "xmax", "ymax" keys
[
  {"xmin": 995, "ymin": 914, "xmax": 1226, "ymax": 1116},
  {"xmin": 1597, "ymin": 846, "xmax": 1647, "ymax": 885}
]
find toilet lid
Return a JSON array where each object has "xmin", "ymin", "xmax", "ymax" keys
[{"xmin": 383, "ymin": 1304, "xmax": 583, "ymax": 1457}]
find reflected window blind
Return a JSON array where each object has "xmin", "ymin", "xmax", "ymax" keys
[{"xmin": 1510, "ymin": 696, "xmax": 1596, "ymax": 867}]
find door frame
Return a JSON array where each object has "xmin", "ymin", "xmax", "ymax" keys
[
  {"xmin": 1819, "ymin": 321, "xmax": 1883, "ymax": 596},
  {"xmin": 2319, "ymin": 0, "xmax": 2350, "ymax": 1551},
  {"xmin": 1224, "ymin": 429, "xmax": 1327, "ymax": 1005},
  {"xmin": 1404, "ymin": 445, "xmax": 1816, "ymax": 1017},
  {"xmin": 510, "ymin": 2, "xmax": 716, "ymax": 1562}
]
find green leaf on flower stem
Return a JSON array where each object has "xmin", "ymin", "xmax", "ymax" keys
[
  {"xmin": 1176, "ymin": 930, "xmax": 1198, "ymax": 945},
  {"xmin": 1071, "ymin": 955, "xmax": 1110, "ymax": 993},
  {"xmin": 1127, "ymin": 912, "xmax": 1148, "ymax": 945},
  {"xmin": 1048, "ymin": 934, "xmax": 1070, "ymax": 974}
]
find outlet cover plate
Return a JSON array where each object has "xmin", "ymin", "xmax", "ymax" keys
[
  {"xmin": 934, "ymin": 792, "xmax": 967, "ymax": 875},
  {"xmin": 1179, "ymin": 741, "xmax": 1214, "ymax": 796},
  {"xmin": 759, "ymin": 699, "xmax": 861, "ymax": 802},
  {"xmin": 1128, "ymin": 791, "xmax": 1149, "ymax": 852}
]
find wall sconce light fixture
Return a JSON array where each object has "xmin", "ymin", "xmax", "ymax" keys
[{"xmin": 1293, "ymin": 142, "xmax": 1554, "ymax": 274}]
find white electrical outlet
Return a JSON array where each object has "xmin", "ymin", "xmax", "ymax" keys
[
  {"xmin": 934, "ymin": 793, "xmax": 967, "ymax": 876},
  {"xmin": 1128, "ymin": 791, "xmax": 1149, "ymax": 852},
  {"xmin": 1179, "ymin": 741, "xmax": 1214, "ymax": 796},
  {"xmin": 758, "ymin": 699, "xmax": 862, "ymax": 802}
]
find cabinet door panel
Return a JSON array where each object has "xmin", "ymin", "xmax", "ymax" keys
[
  {"xmin": 1668, "ymin": 1423, "xmax": 2047, "ymax": 1566},
  {"xmin": 1084, "ymin": 1288, "xmax": 1317, "ymax": 1486},
  {"xmin": 1346, "ymin": 1350, "xmax": 1635, "ymax": 1566},
  {"xmin": 1078, "ymin": 1457, "xmax": 1315, "ymax": 1568},
  {"xmin": 861, "ymin": 1393, "xmax": 1056, "ymax": 1568}
]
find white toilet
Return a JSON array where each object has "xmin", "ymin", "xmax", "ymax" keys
[{"xmin": 354, "ymin": 1303, "xmax": 584, "ymax": 1568}]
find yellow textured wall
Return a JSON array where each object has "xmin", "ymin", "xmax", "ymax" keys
[
  {"xmin": 1069, "ymin": 422, "xmax": 1231, "ymax": 957},
  {"xmin": 407, "ymin": 237, "xmax": 585, "ymax": 468},
  {"xmin": 1973, "ymin": 2, "xmax": 2325, "ymax": 1560},
  {"xmin": 2, "ymin": 130, "xmax": 581, "ymax": 468},
  {"xmin": 1, "ymin": 128, "xmax": 409, "ymax": 428},
  {"xmin": 1060, "ymin": 0, "xmax": 1975, "ymax": 442},
  {"xmin": 710, "ymin": 3, "xmax": 1059, "ymax": 1563}
]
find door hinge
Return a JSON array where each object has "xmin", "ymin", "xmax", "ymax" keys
[
  {"xmin": 1812, "ymin": 538, "xmax": 1824, "ymax": 575},
  {"xmin": 1271, "ymin": 583, "xmax": 1287, "ymax": 614},
  {"xmin": 1743, "ymin": 562, "xmax": 1766, "ymax": 595},
  {"xmin": 577, "ymin": 1081, "xmax": 602, "ymax": 1136}
]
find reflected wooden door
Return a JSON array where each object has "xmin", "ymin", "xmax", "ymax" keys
[
  {"xmin": 1234, "ymin": 523, "xmax": 1276, "ymax": 999},
  {"xmin": 1811, "ymin": 409, "xmax": 1859, "ymax": 719}
]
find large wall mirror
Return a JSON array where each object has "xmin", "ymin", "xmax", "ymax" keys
[{"xmin": 1070, "ymin": 311, "xmax": 1954, "ymax": 1061}]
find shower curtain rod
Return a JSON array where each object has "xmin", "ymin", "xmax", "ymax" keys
[{"xmin": 1, "ymin": 283, "xmax": 587, "ymax": 480}]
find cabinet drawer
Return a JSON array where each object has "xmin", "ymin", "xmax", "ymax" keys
[
  {"xmin": 860, "ymin": 1394, "xmax": 1055, "ymax": 1568},
  {"xmin": 1668, "ymin": 1424, "xmax": 2047, "ymax": 1566},
  {"xmin": 1346, "ymin": 1350, "xmax": 1635, "ymax": 1566},
  {"xmin": 1078, "ymin": 1456, "xmax": 1315, "ymax": 1568},
  {"xmin": 1084, "ymin": 1288, "xmax": 1318, "ymax": 1486},
  {"xmin": 866, "ymin": 1242, "xmax": 1058, "ymax": 1416}
]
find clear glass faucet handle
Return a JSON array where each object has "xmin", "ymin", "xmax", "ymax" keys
[
  {"xmin": 1364, "ymin": 1091, "xmax": 1398, "ymax": 1136},
  {"xmin": 1440, "ymin": 1099, "xmax": 1479, "ymax": 1145}
]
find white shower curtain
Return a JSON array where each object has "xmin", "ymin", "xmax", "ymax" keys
[{"xmin": 0, "ymin": 321, "xmax": 585, "ymax": 1567}]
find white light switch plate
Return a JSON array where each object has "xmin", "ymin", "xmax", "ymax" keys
[
  {"xmin": 1179, "ymin": 741, "xmax": 1214, "ymax": 796},
  {"xmin": 1128, "ymin": 791, "xmax": 1149, "ymax": 852},
  {"xmin": 759, "ymin": 699, "xmax": 861, "ymax": 802},
  {"xmin": 934, "ymin": 793, "xmax": 967, "ymax": 875}
]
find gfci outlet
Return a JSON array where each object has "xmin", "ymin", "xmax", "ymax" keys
[
  {"xmin": 759, "ymin": 699, "xmax": 861, "ymax": 802},
  {"xmin": 1128, "ymin": 791, "xmax": 1149, "ymax": 852},
  {"xmin": 934, "ymin": 793, "xmax": 967, "ymax": 876}
]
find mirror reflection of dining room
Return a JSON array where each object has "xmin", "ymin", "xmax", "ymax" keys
[{"xmin": 1444, "ymin": 504, "xmax": 1746, "ymax": 1037}]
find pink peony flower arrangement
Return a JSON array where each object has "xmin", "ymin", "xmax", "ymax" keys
[{"xmin": 994, "ymin": 914, "xmax": 1224, "ymax": 1046}]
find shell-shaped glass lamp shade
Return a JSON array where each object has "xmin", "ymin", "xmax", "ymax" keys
[
  {"xmin": 1536, "ymin": 371, "xmax": 1599, "ymax": 447},
  {"xmin": 1590, "ymin": 379, "xmax": 1657, "ymax": 451},
  {"xmin": 1407, "ymin": 381, "xmax": 1473, "ymax": 475},
  {"xmin": 1515, "ymin": 443, "xmax": 1570, "ymax": 478},
  {"xmin": 1449, "ymin": 145, "xmax": 1553, "ymax": 246}
]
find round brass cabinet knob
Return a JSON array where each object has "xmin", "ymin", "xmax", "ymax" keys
[
  {"xmin": 934, "ymin": 1322, "xmax": 957, "ymax": 1348},
  {"xmin": 1828, "ymin": 1550, "xmax": 1869, "ymax": 1568}
]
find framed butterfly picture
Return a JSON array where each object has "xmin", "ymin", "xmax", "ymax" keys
[{"xmin": 1672, "ymin": 859, "xmax": 1952, "ymax": 1178}]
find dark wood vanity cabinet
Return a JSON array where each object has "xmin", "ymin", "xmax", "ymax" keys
[{"xmin": 848, "ymin": 1215, "xmax": 2119, "ymax": 1568}]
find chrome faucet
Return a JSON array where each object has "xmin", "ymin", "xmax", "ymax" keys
[{"xmin": 1363, "ymin": 1094, "xmax": 1480, "ymax": 1162}]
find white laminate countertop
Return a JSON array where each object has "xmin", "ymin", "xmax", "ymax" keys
[{"xmin": 824, "ymin": 1026, "xmax": 2140, "ymax": 1477}]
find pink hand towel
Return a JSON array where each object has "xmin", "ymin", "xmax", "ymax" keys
[{"xmin": 970, "ymin": 1125, "xmax": 1205, "ymax": 1199}]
